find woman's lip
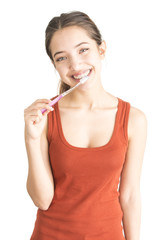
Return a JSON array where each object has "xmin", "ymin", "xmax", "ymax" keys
[
  {"xmin": 72, "ymin": 69, "xmax": 92, "ymax": 81},
  {"xmin": 72, "ymin": 69, "xmax": 90, "ymax": 78}
]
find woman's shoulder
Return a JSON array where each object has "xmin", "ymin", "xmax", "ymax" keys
[
  {"xmin": 128, "ymin": 104, "xmax": 147, "ymax": 141},
  {"xmin": 129, "ymin": 105, "xmax": 147, "ymax": 126},
  {"xmin": 116, "ymin": 95, "xmax": 147, "ymax": 141},
  {"xmin": 118, "ymin": 96, "xmax": 147, "ymax": 124}
]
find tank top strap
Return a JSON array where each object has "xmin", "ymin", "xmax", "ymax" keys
[
  {"xmin": 117, "ymin": 98, "xmax": 131, "ymax": 145},
  {"xmin": 47, "ymin": 95, "xmax": 58, "ymax": 144}
]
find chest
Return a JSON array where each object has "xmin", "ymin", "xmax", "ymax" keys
[{"xmin": 58, "ymin": 107, "xmax": 118, "ymax": 148}]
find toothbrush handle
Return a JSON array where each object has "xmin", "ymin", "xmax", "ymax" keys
[{"xmin": 41, "ymin": 95, "xmax": 63, "ymax": 114}]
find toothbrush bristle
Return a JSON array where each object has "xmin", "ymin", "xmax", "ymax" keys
[{"xmin": 80, "ymin": 76, "xmax": 88, "ymax": 84}]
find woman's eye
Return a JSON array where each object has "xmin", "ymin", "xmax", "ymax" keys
[
  {"xmin": 56, "ymin": 57, "xmax": 66, "ymax": 62},
  {"xmin": 80, "ymin": 48, "xmax": 89, "ymax": 53}
]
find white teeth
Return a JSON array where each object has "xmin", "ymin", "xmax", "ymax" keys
[{"xmin": 73, "ymin": 69, "xmax": 90, "ymax": 79}]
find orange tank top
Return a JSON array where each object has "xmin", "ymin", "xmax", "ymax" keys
[{"xmin": 30, "ymin": 96, "xmax": 130, "ymax": 240}]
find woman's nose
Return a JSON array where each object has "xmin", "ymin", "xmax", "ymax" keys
[{"xmin": 69, "ymin": 56, "xmax": 81, "ymax": 70}]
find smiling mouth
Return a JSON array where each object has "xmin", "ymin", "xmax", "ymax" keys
[{"xmin": 72, "ymin": 69, "xmax": 92, "ymax": 81}]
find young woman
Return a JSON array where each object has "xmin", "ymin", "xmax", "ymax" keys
[{"xmin": 24, "ymin": 11, "xmax": 147, "ymax": 240}]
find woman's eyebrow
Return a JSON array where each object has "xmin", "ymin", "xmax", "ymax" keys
[{"xmin": 53, "ymin": 42, "xmax": 89, "ymax": 58}]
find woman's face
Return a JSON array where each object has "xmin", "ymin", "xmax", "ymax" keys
[{"xmin": 49, "ymin": 26, "xmax": 105, "ymax": 89}]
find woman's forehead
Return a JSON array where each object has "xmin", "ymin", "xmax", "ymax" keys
[{"xmin": 50, "ymin": 26, "xmax": 94, "ymax": 53}]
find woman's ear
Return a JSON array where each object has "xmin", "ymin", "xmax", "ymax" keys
[{"xmin": 99, "ymin": 40, "xmax": 107, "ymax": 58}]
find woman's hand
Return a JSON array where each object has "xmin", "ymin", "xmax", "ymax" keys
[{"xmin": 24, "ymin": 99, "xmax": 54, "ymax": 140}]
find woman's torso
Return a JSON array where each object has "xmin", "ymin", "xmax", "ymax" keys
[{"xmin": 30, "ymin": 93, "xmax": 130, "ymax": 240}]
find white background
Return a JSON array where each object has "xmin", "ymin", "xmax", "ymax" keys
[{"xmin": 0, "ymin": 0, "xmax": 156, "ymax": 239}]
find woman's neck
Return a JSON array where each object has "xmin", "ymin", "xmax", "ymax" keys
[{"xmin": 61, "ymin": 80, "xmax": 112, "ymax": 110}]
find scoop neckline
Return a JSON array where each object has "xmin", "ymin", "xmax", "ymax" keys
[{"xmin": 55, "ymin": 97, "xmax": 122, "ymax": 151}]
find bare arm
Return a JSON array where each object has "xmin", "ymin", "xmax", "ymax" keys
[
  {"xmin": 119, "ymin": 106, "xmax": 147, "ymax": 240},
  {"xmin": 24, "ymin": 99, "xmax": 54, "ymax": 210}
]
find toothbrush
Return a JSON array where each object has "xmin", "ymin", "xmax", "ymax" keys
[{"xmin": 41, "ymin": 76, "xmax": 89, "ymax": 114}]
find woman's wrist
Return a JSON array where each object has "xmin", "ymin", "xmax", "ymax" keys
[{"xmin": 25, "ymin": 135, "xmax": 41, "ymax": 145}]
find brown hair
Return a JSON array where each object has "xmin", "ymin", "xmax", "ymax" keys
[{"xmin": 45, "ymin": 11, "xmax": 103, "ymax": 94}]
